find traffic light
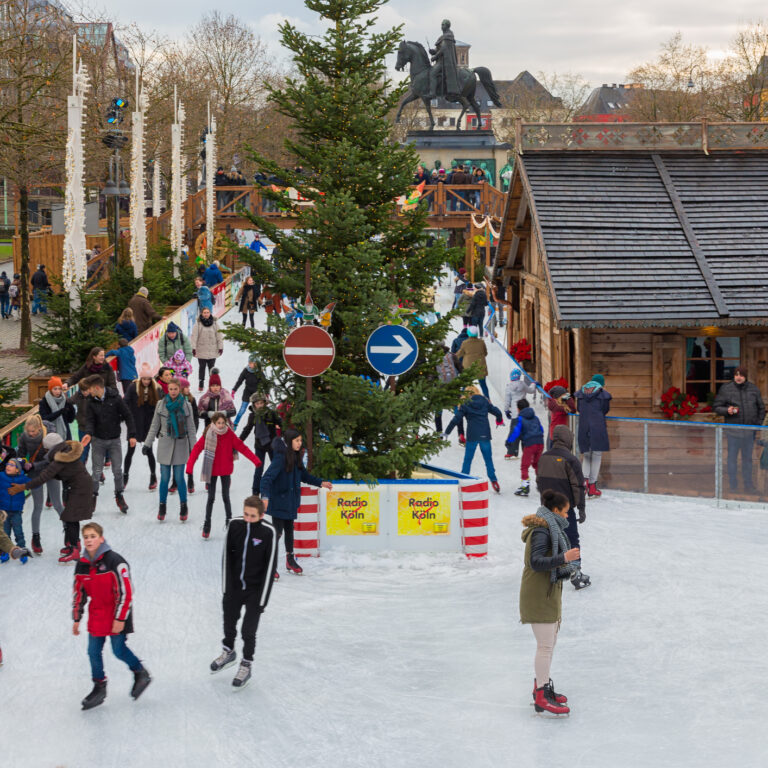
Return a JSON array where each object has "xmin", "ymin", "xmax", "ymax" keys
[{"xmin": 105, "ymin": 98, "xmax": 128, "ymax": 125}]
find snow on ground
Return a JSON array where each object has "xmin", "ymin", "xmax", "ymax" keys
[{"xmin": 2, "ymin": 277, "xmax": 767, "ymax": 768}]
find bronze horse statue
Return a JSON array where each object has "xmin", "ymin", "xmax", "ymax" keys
[{"xmin": 394, "ymin": 40, "xmax": 501, "ymax": 130}]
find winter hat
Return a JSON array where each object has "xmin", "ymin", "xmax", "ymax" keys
[
  {"xmin": 591, "ymin": 374, "xmax": 605, "ymax": 386},
  {"xmin": 137, "ymin": 286, "xmax": 149, "ymax": 297},
  {"xmin": 467, "ymin": 326, "xmax": 479, "ymax": 337},
  {"xmin": 177, "ymin": 377, "xmax": 190, "ymax": 389},
  {"xmin": 249, "ymin": 392, "xmax": 268, "ymax": 404},
  {"xmin": 43, "ymin": 433, "xmax": 64, "ymax": 451},
  {"xmin": 166, "ymin": 321, "xmax": 181, "ymax": 335},
  {"xmin": 139, "ymin": 362, "xmax": 154, "ymax": 379},
  {"xmin": 509, "ymin": 369, "xmax": 522, "ymax": 381},
  {"xmin": 248, "ymin": 353, "xmax": 259, "ymax": 364},
  {"xmin": 209, "ymin": 368, "xmax": 222, "ymax": 387},
  {"xmin": 734, "ymin": 366, "xmax": 748, "ymax": 379},
  {"xmin": 48, "ymin": 376, "xmax": 63, "ymax": 391}
]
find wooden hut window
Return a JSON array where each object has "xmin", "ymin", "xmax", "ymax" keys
[{"xmin": 685, "ymin": 336, "xmax": 741, "ymax": 402}]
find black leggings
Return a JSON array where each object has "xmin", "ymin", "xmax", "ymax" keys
[
  {"xmin": 206, "ymin": 475, "xmax": 232, "ymax": 523},
  {"xmin": 64, "ymin": 520, "xmax": 80, "ymax": 548},
  {"xmin": 241, "ymin": 312, "xmax": 255, "ymax": 328},
  {"xmin": 124, "ymin": 443, "xmax": 156, "ymax": 476},
  {"xmin": 272, "ymin": 517, "xmax": 294, "ymax": 555},
  {"xmin": 198, "ymin": 358, "xmax": 216, "ymax": 387}
]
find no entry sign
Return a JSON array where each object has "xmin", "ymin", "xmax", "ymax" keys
[{"xmin": 283, "ymin": 325, "xmax": 336, "ymax": 377}]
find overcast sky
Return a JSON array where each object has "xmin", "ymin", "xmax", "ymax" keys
[{"xmin": 98, "ymin": 0, "xmax": 768, "ymax": 88}]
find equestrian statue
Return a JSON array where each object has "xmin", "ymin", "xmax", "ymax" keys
[{"xmin": 394, "ymin": 19, "xmax": 501, "ymax": 131}]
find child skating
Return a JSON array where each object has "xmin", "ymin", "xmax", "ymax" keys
[
  {"xmin": 508, "ymin": 398, "xmax": 544, "ymax": 497},
  {"xmin": 0, "ymin": 458, "xmax": 31, "ymax": 563}
]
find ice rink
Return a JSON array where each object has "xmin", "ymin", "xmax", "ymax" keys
[{"xmin": 1, "ymin": 279, "xmax": 766, "ymax": 768}]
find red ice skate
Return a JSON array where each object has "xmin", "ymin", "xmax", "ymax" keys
[{"xmin": 534, "ymin": 683, "xmax": 569, "ymax": 716}]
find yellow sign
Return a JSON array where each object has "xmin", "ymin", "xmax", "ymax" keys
[
  {"xmin": 326, "ymin": 491, "xmax": 380, "ymax": 536},
  {"xmin": 397, "ymin": 491, "xmax": 451, "ymax": 536}
]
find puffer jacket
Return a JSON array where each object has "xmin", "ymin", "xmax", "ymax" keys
[
  {"xmin": 574, "ymin": 382, "xmax": 612, "ymax": 453},
  {"xmin": 445, "ymin": 394, "xmax": 503, "ymax": 442},
  {"xmin": 16, "ymin": 420, "xmax": 57, "ymax": 479},
  {"xmin": 504, "ymin": 377, "xmax": 537, "ymax": 415},
  {"xmin": 456, "ymin": 337, "xmax": 488, "ymax": 377},
  {"xmin": 714, "ymin": 380, "xmax": 766, "ymax": 437},
  {"xmin": 535, "ymin": 426, "xmax": 585, "ymax": 514},
  {"xmin": 507, "ymin": 406, "xmax": 544, "ymax": 447},
  {"xmin": 260, "ymin": 437, "xmax": 324, "ymax": 520},
  {"xmin": 190, "ymin": 317, "xmax": 223, "ymax": 360},
  {"xmin": 0, "ymin": 465, "xmax": 31, "ymax": 512}
]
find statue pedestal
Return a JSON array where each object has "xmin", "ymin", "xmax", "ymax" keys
[{"xmin": 404, "ymin": 129, "xmax": 511, "ymax": 187}]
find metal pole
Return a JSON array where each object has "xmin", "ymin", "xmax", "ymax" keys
[
  {"xmin": 715, "ymin": 425, "xmax": 722, "ymax": 506},
  {"xmin": 643, "ymin": 422, "xmax": 648, "ymax": 494},
  {"xmin": 305, "ymin": 257, "xmax": 313, "ymax": 469}
]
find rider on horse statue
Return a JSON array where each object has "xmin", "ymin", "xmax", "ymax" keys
[{"xmin": 427, "ymin": 19, "xmax": 460, "ymax": 100}]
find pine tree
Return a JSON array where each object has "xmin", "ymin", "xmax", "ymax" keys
[{"xmin": 227, "ymin": 0, "xmax": 471, "ymax": 480}]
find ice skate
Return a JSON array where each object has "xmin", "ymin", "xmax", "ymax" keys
[
  {"xmin": 157, "ymin": 502, "xmax": 167, "ymax": 522},
  {"xmin": 180, "ymin": 502, "xmax": 188, "ymax": 522},
  {"xmin": 514, "ymin": 484, "xmax": 530, "ymax": 497},
  {"xmin": 115, "ymin": 493, "xmax": 128, "ymax": 514},
  {"xmin": 232, "ymin": 660, "xmax": 252, "ymax": 689},
  {"xmin": 59, "ymin": 544, "xmax": 80, "ymax": 564},
  {"xmin": 286, "ymin": 553, "xmax": 303, "ymax": 575},
  {"xmin": 532, "ymin": 679, "xmax": 567, "ymax": 705},
  {"xmin": 148, "ymin": 474, "xmax": 157, "ymax": 491},
  {"xmin": 99, "ymin": 472, "xmax": 105, "ymax": 485},
  {"xmin": 81, "ymin": 679, "xmax": 107, "ymax": 710},
  {"xmin": 570, "ymin": 568, "xmax": 591, "ymax": 590},
  {"xmin": 491, "ymin": 480, "xmax": 500, "ymax": 493},
  {"xmin": 458, "ymin": 434, "xmax": 466, "ymax": 445},
  {"xmin": 210, "ymin": 647, "xmax": 236, "ymax": 673},
  {"xmin": 131, "ymin": 667, "xmax": 152, "ymax": 700},
  {"xmin": 187, "ymin": 474, "xmax": 195, "ymax": 494},
  {"xmin": 0, "ymin": 552, "xmax": 9, "ymax": 564},
  {"xmin": 31, "ymin": 534, "xmax": 42, "ymax": 555},
  {"xmin": 504, "ymin": 452, "xmax": 518, "ymax": 460},
  {"xmin": 587, "ymin": 482, "xmax": 602, "ymax": 499},
  {"xmin": 45, "ymin": 494, "xmax": 52, "ymax": 508},
  {"xmin": 202, "ymin": 520, "xmax": 211, "ymax": 540},
  {"xmin": 534, "ymin": 683, "xmax": 569, "ymax": 717}
]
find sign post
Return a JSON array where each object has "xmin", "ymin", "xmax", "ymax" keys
[{"xmin": 365, "ymin": 325, "xmax": 419, "ymax": 377}]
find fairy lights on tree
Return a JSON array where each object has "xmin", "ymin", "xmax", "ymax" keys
[{"xmin": 129, "ymin": 70, "xmax": 148, "ymax": 279}]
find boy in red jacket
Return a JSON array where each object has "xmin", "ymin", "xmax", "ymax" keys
[{"xmin": 73, "ymin": 522, "xmax": 151, "ymax": 710}]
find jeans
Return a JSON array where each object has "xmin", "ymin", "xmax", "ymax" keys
[
  {"xmin": 206, "ymin": 475, "xmax": 232, "ymax": 524},
  {"xmin": 3, "ymin": 511, "xmax": 25, "ymax": 547},
  {"xmin": 726, "ymin": 433, "xmax": 755, "ymax": 490},
  {"xmin": 87, "ymin": 633, "xmax": 142, "ymax": 681},
  {"xmin": 91, "ymin": 437, "xmax": 123, "ymax": 496},
  {"xmin": 461, "ymin": 440, "xmax": 497, "ymax": 482},
  {"xmin": 31, "ymin": 288, "xmax": 47, "ymax": 314},
  {"xmin": 0, "ymin": 293, "xmax": 9, "ymax": 317},
  {"xmin": 241, "ymin": 312, "xmax": 255, "ymax": 328},
  {"xmin": 251, "ymin": 445, "xmax": 272, "ymax": 494},
  {"xmin": 234, "ymin": 400, "xmax": 249, "ymax": 426},
  {"xmin": 477, "ymin": 377, "xmax": 490, "ymax": 399},
  {"xmin": 29, "ymin": 479, "xmax": 64, "ymax": 534},
  {"xmin": 223, "ymin": 590, "xmax": 263, "ymax": 661},
  {"xmin": 159, "ymin": 464, "xmax": 186, "ymax": 503}
]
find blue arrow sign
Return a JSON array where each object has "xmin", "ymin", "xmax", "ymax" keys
[{"xmin": 366, "ymin": 325, "xmax": 419, "ymax": 376}]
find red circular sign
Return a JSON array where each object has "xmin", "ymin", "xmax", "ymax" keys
[{"xmin": 283, "ymin": 325, "xmax": 336, "ymax": 377}]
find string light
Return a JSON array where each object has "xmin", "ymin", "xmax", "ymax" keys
[{"xmin": 129, "ymin": 78, "xmax": 148, "ymax": 278}]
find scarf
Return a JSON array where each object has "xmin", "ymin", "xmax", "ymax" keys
[
  {"xmin": 250, "ymin": 406, "xmax": 273, "ymax": 447},
  {"xmin": 165, "ymin": 394, "xmax": 187, "ymax": 439},
  {"xmin": 199, "ymin": 315, "xmax": 214, "ymax": 327},
  {"xmin": 44, "ymin": 390, "xmax": 68, "ymax": 438},
  {"xmin": 201, "ymin": 422, "xmax": 230, "ymax": 483},
  {"xmin": 200, "ymin": 389, "xmax": 235, "ymax": 414},
  {"xmin": 535, "ymin": 505, "xmax": 579, "ymax": 583}
]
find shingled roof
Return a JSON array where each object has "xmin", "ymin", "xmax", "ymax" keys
[{"xmin": 501, "ymin": 149, "xmax": 768, "ymax": 327}]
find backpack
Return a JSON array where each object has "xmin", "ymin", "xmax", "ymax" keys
[
  {"xmin": 9, "ymin": 284, "xmax": 18, "ymax": 298},
  {"xmin": 0, "ymin": 278, "xmax": 8, "ymax": 294}
]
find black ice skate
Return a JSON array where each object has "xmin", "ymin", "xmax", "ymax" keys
[
  {"xmin": 179, "ymin": 502, "xmax": 188, "ymax": 522},
  {"xmin": 157, "ymin": 502, "xmax": 167, "ymax": 522},
  {"xmin": 115, "ymin": 493, "xmax": 128, "ymax": 514},
  {"xmin": 286, "ymin": 554, "xmax": 303, "ymax": 574},
  {"xmin": 81, "ymin": 679, "xmax": 107, "ymax": 710},
  {"xmin": 131, "ymin": 667, "xmax": 152, "ymax": 700},
  {"xmin": 232, "ymin": 660, "xmax": 252, "ymax": 689},
  {"xmin": 514, "ymin": 484, "xmax": 530, "ymax": 497},
  {"xmin": 210, "ymin": 647, "xmax": 237, "ymax": 673},
  {"xmin": 570, "ymin": 568, "xmax": 591, "ymax": 590}
]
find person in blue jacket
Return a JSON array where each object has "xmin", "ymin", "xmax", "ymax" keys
[
  {"xmin": 508, "ymin": 398, "xmax": 545, "ymax": 497},
  {"xmin": 106, "ymin": 339, "xmax": 137, "ymax": 395},
  {"xmin": 260, "ymin": 428, "xmax": 332, "ymax": 578},
  {"xmin": 203, "ymin": 261, "xmax": 224, "ymax": 288},
  {"xmin": 194, "ymin": 277, "xmax": 214, "ymax": 314},
  {"xmin": 0, "ymin": 458, "xmax": 31, "ymax": 561},
  {"xmin": 114, "ymin": 308, "xmax": 138, "ymax": 342},
  {"xmin": 249, "ymin": 234, "xmax": 268, "ymax": 254},
  {"xmin": 445, "ymin": 386, "xmax": 504, "ymax": 493}
]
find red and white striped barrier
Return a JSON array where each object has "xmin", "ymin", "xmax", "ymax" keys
[
  {"xmin": 459, "ymin": 479, "xmax": 489, "ymax": 558},
  {"xmin": 294, "ymin": 486, "xmax": 320, "ymax": 558}
]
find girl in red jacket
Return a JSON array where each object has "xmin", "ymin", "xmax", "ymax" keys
[{"xmin": 187, "ymin": 412, "xmax": 261, "ymax": 539}]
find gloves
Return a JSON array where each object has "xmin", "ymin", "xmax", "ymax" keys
[
  {"xmin": 142, "ymin": 445, "xmax": 152, "ymax": 456},
  {"xmin": 11, "ymin": 547, "xmax": 32, "ymax": 560},
  {"xmin": 192, "ymin": 349, "xmax": 196, "ymax": 356},
  {"xmin": 218, "ymin": 349, "xmax": 223, "ymax": 355},
  {"xmin": 495, "ymin": 420, "xmax": 504, "ymax": 427},
  {"xmin": 22, "ymin": 460, "xmax": 33, "ymax": 472},
  {"xmin": 505, "ymin": 410, "xmax": 512, "ymax": 420},
  {"xmin": 578, "ymin": 508, "xmax": 586, "ymax": 524}
]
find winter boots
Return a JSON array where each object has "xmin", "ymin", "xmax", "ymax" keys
[
  {"xmin": 514, "ymin": 482, "xmax": 530, "ymax": 497},
  {"xmin": 534, "ymin": 682, "xmax": 570, "ymax": 716},
  {"xmin": 570, "ymin": 568, "xmax": 591, "ymax": 590},
  {"xmin": 180, "ymin": 502, "xmax": 188, "ymax": 522},
  {"xmin": 232, "ymin": 660, "xmax": 252, "ymax": 689},
  {"xmin": 131, "ymin": 667, "xmax": 152, "ymax": 700},
  {"xmin": 32, "ymin": 533, "xmax": 42, "ymax": 554},
  {"xmin": 81, "ymin": 679, "xmax": 107, "ymax": 710},
  {"xmin": 587, "ymin": 482, "xmax": 602, "ymax": 498},
  {"xmin": 157, "ymin": 503, "xmax": 167, "ymax": 522},
  {"xmin": 210, "ymin": 647, "xmax": 237, "ymax": 673},
  {"xmin": 115, "ymin": 493, "xmax": 128, "ymax": 514},
  {"xmin": 286, "ymin": 554, "xmax": 303, "ymax": 575}
]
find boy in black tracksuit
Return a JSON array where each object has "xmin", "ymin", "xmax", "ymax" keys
[{"xmin": 210, "ymin": 496, "xmax": 276, "ymax": 689}]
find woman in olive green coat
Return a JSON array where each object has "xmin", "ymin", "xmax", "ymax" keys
[{"xmin": 519, "ymin": 489, "xmax": 580, "ymax": 715}]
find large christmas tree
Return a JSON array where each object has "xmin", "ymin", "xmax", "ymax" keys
[{"xmin": 227, "ymin": 0, "xmax": 471, "ymax": 480}]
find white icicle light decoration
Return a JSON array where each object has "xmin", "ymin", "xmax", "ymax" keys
[
  {"xmin": 152, "ymin": 154, "xmax": 161, "ymax": 218},
  {"xmin": 170, "ymin": 88, "xmax": 185, "ymax": 266},
  {"xmin": 205, "ymin": 113, "xmax": 217, "ymax": 259},
  {"xmin": 63, "ymin": 36, "xmax": 89, "ymax": 303},
  {"xmin": 129, "ymin": 73, "xmax": 148, "ymax": 279}
]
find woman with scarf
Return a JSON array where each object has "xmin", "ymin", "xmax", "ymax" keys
[
  {"xmin": 260, "ymin": 428, "xmax": 333, "ymax": 577},
  {"xmin": 16, "ymin": 415, "xmax": 65, "ymax": 553},
  {"xmin": 38, "ymin": 376, "xmax": 75, "ymax": 440},
  {"xmin": 190, "ymin": 307, "xmax": 224, "ymax": 392},
  {"xmin": 67, "ymin": 347, "xmax": 117, "ymax": 390},
  {"xmin": 198, "ymin": 369, "xmax": 236, "ymax": 429},
  {"xmin": 186, "ymin": 412, "xmax": 261, "ymax": 539},
  {"xmin": 156, "ymin": 366, "xmax": 174, "ymax": 395},
  {"xmin": 519, "ymin": 489, "xmax": 581, "ymax": 717},
  {"xmin": 236, "ymin": 275, "xmax": 260, "ymax": 328},
  {"xmin": 144, "ymin": 378, "xmax": 197, "ymax": 523},
  {"xmin": 123, "ymin": 363, "xmax": 162, "ymax": 490}
]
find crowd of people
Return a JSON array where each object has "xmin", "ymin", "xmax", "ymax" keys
[{"xmin": 0, "ymin": 264, "xmax": 50, "ymax": 321}]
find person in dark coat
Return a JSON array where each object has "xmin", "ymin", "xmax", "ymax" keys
[
  {"xmin": 465, "ymin": 284, "xmax": 488, "ymax": 331},
  {"xmin": 574, "ymin": 374, "xmax": 612, "ymax": 498},
  {"xmin": 236, "ymin": 275, "xmax": 261, "ymax": 328},
  {"xmin": 127, "ymin": 287, "xmax": 162, "ymax": 333},
  {"xmin": 450, "ymin": 327, "xmax": 469, "ymax": 359},
  {"xmin": 536, "ymin": 425, "xmax": 590, "ymax": 590},
  {"xmin": 507, "ymin": 399, "xmax": 544, "ymax": 497},
  {"xmin": 123, "ymin": 363, "xmax": 161, "ymax": 490},
  {"xmin": 260, "ymin": 428, "xmax": 332, "ymax": 576},
  {"xmin": 445, "ymin": 388, "xmax": 503, "ymax": 493},
  {"xmin": 114, "ymin": 308, "xmax": 138, "ymax": 342},
  {"xmin": 713, "ymin": 365, "xmax": 766, "ymax": 493},
  {"xmin": 9, "ymin": 438, "xmax": 94, "ymax": 562},
  {"xmin": 39, "ymin": 376, "xmax": 76, "ymax": 440},
  {"xmin": 67, "ymin": 347, "xmax": 117, "ymax": 390},
  {"xmin": 31, "ymin": 264, "xmax": 50, "ymax": 314},
  {"xmin": 232, "ymin": 355, "xmax": 270, "ymax": 428},
  {"xmin": 239, "ymin": 393, "xmax": 282, "ymax": 495}
]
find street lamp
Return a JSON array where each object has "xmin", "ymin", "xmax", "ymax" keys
[{"xmin": 102, "ymin": 116, "xmax": 129, "ymax": 267}]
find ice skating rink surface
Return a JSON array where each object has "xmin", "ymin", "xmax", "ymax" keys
[{"xmin": 1, "ymin": 283, "xmax": 766, "ymax": 768}]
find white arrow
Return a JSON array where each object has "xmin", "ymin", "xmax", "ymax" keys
[
  {"xmin": 285, "ymin": 347, "xmax": 334, "ymax": 356},
  {"xmin": 371, "ymin": 334, "xmax": 414, "ymax": 365}
]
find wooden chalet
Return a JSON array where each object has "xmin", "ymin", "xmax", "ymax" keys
[{"xmin": 494, "ymin": 121, "xmax": 768, "ymax": 417}]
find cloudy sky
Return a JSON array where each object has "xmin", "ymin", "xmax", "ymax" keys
[{"xmin": 98, "ymin": 0, "xmax": 768, "ymax": 87}]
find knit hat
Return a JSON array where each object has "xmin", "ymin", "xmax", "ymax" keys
[
  {"xmin": 209, "ymin": 368, "xmax": 222, "ymax": 387},
  {"xmin": 139, "ymin": 362, "xmax": 154, "ymax": 379},
  {"xmin": 177, "ymin": 377, "xmax": 190, "ymax": 389},
  {"xmin": 591, "ymin": 374, "xmax": 605, "ymax": 386},
  {"xmin": 248, "ymin": 353, "xmax": 259, "ymax": 364},
  {"xmin": 43, "ymin": 433, "xmax": 64, "ymax": 451},
  {"xmin": 249, "ymin": 392, "xmax": 268, "ymax": 404},
  {"xmin": 509, "ymin": 369, "xmax": 522, "ymax": 381},
  {"xmin": 48, "ymin": 376, "xmax": 63, "ymax": 391},
  {"xmin": 734, "ymin": 366, "xmax": 748, "ymax": 379},
  {"xmin": 137, "ymin": 286, "xmax": 149, "ymax": 297},
  {"xmin": 467, "ymin": 326, "xmax": 479, "ymax": 337},
  {"xmin": 166, "ymin": 321, "xmax": 181, "ymax": 335}
]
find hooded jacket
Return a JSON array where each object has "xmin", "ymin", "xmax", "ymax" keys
[
  {"xmin": 83, "ymin": 387, "xmax": 136, "ymax": 441},
  {"xmin": 0, "ymin": 463, "xmax": 31, "ymax": 512},
  {"xmin": 545, "ymin": 385, "xmax": 575, "ymax": 437},
  {"xmin": 223, "ymin": 517, "xmax": 277, "ymax": 604},
  {"xmin": 158, "ymin": 323, "xmax": 193, "ymax": 363},
  {"xmin": 114, "ymin": 320, "xmax": 138, "ymax": 341},
  {"xmin": 445, "ymin": 394, "xmax": 503, "ymax": 442},
  {"xmin": 504, "ymin": 376, "xmax": 537, "ymax": 415},
  {"xmin": 73, "ymin": 541, "xmax": 134, "ymax": 636},
  {"xmin": 203, "ymin": 263, "xmax": 224, "ymax": 287},
  {"xmin": 106, "ymin": 345, "xmax": 137, "ymax": 381},
  {"xmin": 450, "ymin": 329, "xmax": 469, "ymax": 356},
  {"xmin": 260, "ymin": 437, "xmax": 324, "ymax": 520},
  {"xmin": 574, "ymin": 381, "xmax": 612, "ymax": 453},
  {"xmin": 240, "ymin": 405, "xmax": 281, "ymax": 449},
  {"xmin": 507, "ymin": 406, "xmax": 544, "ymax": 447},
  {"xmin": 536, "ymin": 426, "xmax": 585, "ymax": 513},
  {"xmin": 23, "ymin": 441, "xmax": 94, "ymax": 522}
]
